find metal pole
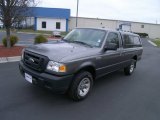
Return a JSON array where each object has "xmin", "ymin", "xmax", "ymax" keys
[{"xmin": 76, "ymin": 0, "xmax": 79, "ymax": 27}]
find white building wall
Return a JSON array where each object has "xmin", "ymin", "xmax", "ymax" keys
[
  {"xmin": 37, "ymin": 17, "xmax": 66, "ymax": 31},
  {"xmin": 69, "ymin": 17, "xmax": 117, "ymax": 31},
  {"xmin": 148, "ymin": 25, "xmax": 160, "ymax": 39},
  {"xmin": 131, "ymin": 23, "xmax": 160, "ymax": 38},
  {"xmin": 69, "ymin": 17, "xmax": 160, "ymax": 39}
]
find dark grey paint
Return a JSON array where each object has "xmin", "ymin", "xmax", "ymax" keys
[{"xmin": 23, "ymin": 28, "xmax": 143, "ymax": 78}]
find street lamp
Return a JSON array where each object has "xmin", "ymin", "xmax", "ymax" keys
[{"xmin": 76, "ymin": 0, "xmax": 79, "ymax": 27}]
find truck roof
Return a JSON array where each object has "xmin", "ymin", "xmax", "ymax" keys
[{"xmin": 75, "ymin": 27, "xmax": 140, "ymax": 37}]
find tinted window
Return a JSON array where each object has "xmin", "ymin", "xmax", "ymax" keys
[
  {"xmin": 134, "ymin": 37, "xmax": 141, "ymax": 45},
  {"xmin": 42, "ymin": 22, "xmax": 46, "ymax": 28},
  {"xmin": 106, "ymin": 32, "xmax": 119, "ymax": 47},
  {"xmin": 123, "ymin": 35, "xmax": 133, "ymax": 48},
  {"xmin": 123, "ymin": 35, "xmax": 141, "ymax": 48},
  {"xmin": 56, "ymin": 22, "xmax": 61, "ymax": 29}
]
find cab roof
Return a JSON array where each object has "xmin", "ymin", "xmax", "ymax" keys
[{"xmin": 75, "ymin": 27, "xmax": 139, "ymax": 37}]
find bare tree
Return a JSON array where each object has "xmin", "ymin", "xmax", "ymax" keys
[{"xmin": 0, "ymin": 0, "xmax": 37, "ymax": 48}]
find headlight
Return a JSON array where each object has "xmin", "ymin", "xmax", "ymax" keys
[{"xmin": 46, "ymin": 61, "xmax": 66, "ymax": 72}]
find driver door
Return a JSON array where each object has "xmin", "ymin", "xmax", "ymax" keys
[{"xmin": 96, "ymin": 32, "xmax": 123, "ymax": 77}]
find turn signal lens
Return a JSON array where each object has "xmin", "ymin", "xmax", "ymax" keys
[{"xmin": 59, "ymin": 65, "xmax": 66, "ymax": 72}]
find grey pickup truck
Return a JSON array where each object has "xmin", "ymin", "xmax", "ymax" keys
[{"xmin": 19, "ymin": 28, "xmax": 143, "ymax": 101}]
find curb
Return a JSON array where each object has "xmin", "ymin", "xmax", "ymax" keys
[
  {"xmin": 0, "ymin": 56, "xmax": 21, "ymax": 63},
  {"xmin": 148, "ymin": 40, "xmax": 157, "ymax": 47}
]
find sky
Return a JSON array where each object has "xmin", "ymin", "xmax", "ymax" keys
[{"xmin": 39, "ymin": 0, "xmax": 160, "ymax": 24}]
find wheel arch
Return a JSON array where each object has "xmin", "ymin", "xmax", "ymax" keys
[
  {"xmin": 132, "ymin": 55, "xmax": 137, "ymax": 67},
  {"xmin": 132, "ymin": 55, "xmax": 137, "ymax": 61},
  {"xmin": 74, "ymin": 62, "xmax": 96, "ymax": 80}
]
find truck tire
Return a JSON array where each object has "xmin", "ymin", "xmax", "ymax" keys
[
  {"xmin": 124, "ymin": 60, "xmax": 136, "ymax": 75},
  {"xmin": 68, "ymin": 71, "xmax": 93, "ymax": 101}
]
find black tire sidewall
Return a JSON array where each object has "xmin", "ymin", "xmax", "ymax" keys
[
  {"xmin": 124, "ymin": 60, "xmax": 136, "ymax": 75},
  {"xmin": 68, "ymin": 71, "xmax": 93, "ymax": 101}
]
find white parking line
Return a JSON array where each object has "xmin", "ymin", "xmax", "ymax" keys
[{"xmin": 148, "ymin": 40, "xmax": 157, "ymax": 47}]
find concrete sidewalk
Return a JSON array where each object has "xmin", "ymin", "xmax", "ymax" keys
[{"xmin": 0, "ymin": 56, "xmax": 21, "ymax": 63}]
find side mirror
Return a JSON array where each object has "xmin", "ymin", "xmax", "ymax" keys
[{"xmin": 104, "ymin": 43, "xmax": 118, "ymax": 51}]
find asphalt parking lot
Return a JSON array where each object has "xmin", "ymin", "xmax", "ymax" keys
[
  {"xmin": 0, "ymin": 31, "xmax": 59, "ymax": 46},
  {"xmin": 0, "ymin": 31, "xmax": 36, "ymax": 46},
  {"xmin": 0, "ymin": 39, "xmax": 160, "ymax": 120}
]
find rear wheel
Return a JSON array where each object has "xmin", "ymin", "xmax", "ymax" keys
[
  {"xmin": 68, "ymin": 71, "xmax": 93, "ymax": 101},
  {"xmin": 124, "ymin": 60, "xmax": 136, "ymax": 75}
]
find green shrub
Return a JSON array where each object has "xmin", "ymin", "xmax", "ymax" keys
[
  {"xmin": 153, "ymin": 39, "xmax": 160, "ymax": 47},
  {"xmin": 134, "ymin": 32, "xmax": 149, "ymax": 38},
  {"xmin": 2, "ymin": 35, "xmax": 19, "ymax": 47},
  {"xmin": 34, "ymin": 35, "xmax": 48, "ymax": 44}
]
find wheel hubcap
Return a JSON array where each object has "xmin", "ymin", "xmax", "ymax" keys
[
  {"xmin": 130, "ymin": 63, "xmax": 134, "ymax": 73},
  {"xmin": 78, "ymin": 77, "xmax": 90, "ymax": 97}
]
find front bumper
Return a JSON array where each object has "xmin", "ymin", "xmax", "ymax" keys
[{"xmin": 19, "ymin": 61, "xmax": 74, "ymax": 93}]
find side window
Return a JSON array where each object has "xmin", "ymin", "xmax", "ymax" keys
[
  {"xmin": 42, "ymin": 21, "xmax": 46, "ymax": 28},
  {"xmin": 134, "ymin": 37, "xmax": 141, "ymax": 45},
  {"xmin": 123, "ymin": 35, "xmax": 134, "ymax": 48},
  {"xmin": 106, "ymin": 32, "xmax": 119, "ymax": 47}
]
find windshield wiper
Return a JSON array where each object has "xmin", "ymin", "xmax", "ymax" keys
[
  {"xmin": 71, "ymin": 41, "xmax": 93, "ymax": 48},
  {"xmin": 61, "ymin": 39, "xmax": 93, "ymax": 48}
]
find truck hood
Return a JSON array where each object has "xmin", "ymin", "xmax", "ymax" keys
[{"xmin": 25, "ymin": 41, "xmax": 96, "ymax": 62}]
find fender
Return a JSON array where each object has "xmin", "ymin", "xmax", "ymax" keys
[{"xmin": 75, "ymin": 61, "xmax": 96, "ymax": 74}]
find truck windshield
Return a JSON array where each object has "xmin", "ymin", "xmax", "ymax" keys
[{"xmin": 64, "ymin": 28, "xmax": 106, "ymax": 48}]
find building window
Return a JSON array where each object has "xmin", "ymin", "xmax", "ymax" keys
[
  {"xmin": 42, "ymin": 21, "xmax": 46, "ymax": 28},
  {"xmin": 56, "ymin": 22, "xmax": 61, "ymax": 29},
  {"xmin": 141, "ymin": 25, "xmax": 144, "ymax": 28}
]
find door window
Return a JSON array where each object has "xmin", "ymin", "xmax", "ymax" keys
[{"xmin": 106, "ymin": 32, "xmax": 119, "ymax": 47}]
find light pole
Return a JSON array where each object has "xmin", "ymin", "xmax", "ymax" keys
[{"xmin": 76, "ymin": 0, "xmax": 79, "ymax": 27}]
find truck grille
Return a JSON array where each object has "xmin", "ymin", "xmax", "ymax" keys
[{"xmin": 23, "ymin": 51, "xmax": 49, "ymax": 72}]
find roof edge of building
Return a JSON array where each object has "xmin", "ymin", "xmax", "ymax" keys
[
  {"xmin": 32, "ymin": 6, "xmax": 70, "ymax": 11},
  {"xmin": 70, "ymin": 16, "xmax": 160, "ymax": 26}
]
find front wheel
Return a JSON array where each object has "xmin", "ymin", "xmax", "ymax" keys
[
  {"xmin": 68, "ymin": 71, "xmax": 93, "ymax": 101},
  {"xmin": 124, "ymin": 60, "xmax": 136, "ymax": 75}
]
